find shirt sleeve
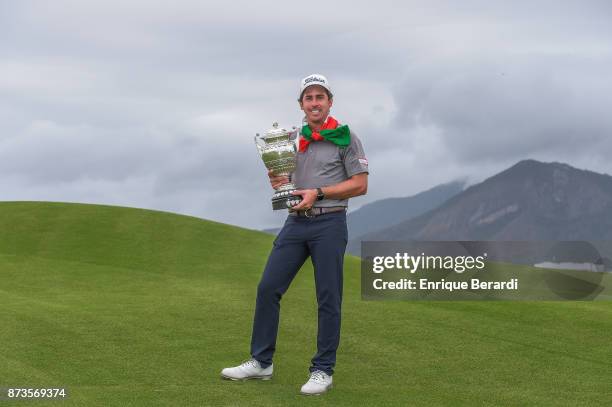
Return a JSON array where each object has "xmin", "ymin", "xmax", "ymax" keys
[{"xmin": 343, "ymin": 132, "xmax": 369, "ymax": 177}]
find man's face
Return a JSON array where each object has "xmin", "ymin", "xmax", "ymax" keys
[{"xmin": 299, "ymin": 85, "xmax": 333, "ymax": 125}]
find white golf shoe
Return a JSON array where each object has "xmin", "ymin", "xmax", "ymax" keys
[
  {"xmin": 300, "ymin": 370, "xmax": 333, "ymax": 395},
  {"xmin": 221, "ymin": 358, "xmax": 273, "ymax": 381}
]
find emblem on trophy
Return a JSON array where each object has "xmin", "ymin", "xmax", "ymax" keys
[{"xmin": 255, "ymin": 122, "xmax": 303, "ymax": 210}]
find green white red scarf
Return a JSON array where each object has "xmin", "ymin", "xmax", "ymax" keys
[{"xmin": 298, "ymin": 116, "xmax": 350, "ymax": 153}]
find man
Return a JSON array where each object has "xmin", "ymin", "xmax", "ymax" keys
[{"xmin": 221, "ymin": 74, "xmax": 369, "ymax": 395}]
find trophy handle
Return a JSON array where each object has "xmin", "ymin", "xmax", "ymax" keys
[
  {"xmin": 289, "ymin": 127, "xmax": 298, "ymax": 141},
  {"xmin": 254, "ymin": 134, "xmax": 265, "ymax": 154}
]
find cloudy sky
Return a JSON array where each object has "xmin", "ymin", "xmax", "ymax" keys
[{"xmin": 1, "ymin": 1, "xmax": 611, "ymax": 229}]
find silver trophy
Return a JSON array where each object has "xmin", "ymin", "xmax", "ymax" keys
[{"xmin": 255, "ymin": 122, "xmax": 303, "ymax": 210}]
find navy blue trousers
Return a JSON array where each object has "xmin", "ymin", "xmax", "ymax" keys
[{"xmin": 250, "ymin": 210, "xmax": 347, "ymax": 376}]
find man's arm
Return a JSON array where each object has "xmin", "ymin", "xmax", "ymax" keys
[
  {"xmin": 291, "ymin": 173, "xmax": 368, "ymax": 210},
  {"xmin": 320, "ymin": 173, "xmax": 368, "ymax": 200}
]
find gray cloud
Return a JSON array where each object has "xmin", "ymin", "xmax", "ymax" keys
[
  {"xmin": 1, "ymin": 1, "xmax": 611, "ymax": 229},
  {"xmin": 391, "ymin": 56, "xmax": 612, "ymax": 162}
]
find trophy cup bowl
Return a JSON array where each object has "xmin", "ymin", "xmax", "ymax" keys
[{"xmin": 255, "ymin": 122, "xmax": 303, "ymax": 210}]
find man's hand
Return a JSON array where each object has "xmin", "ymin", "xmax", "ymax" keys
[
  {"xmin": 290, "ymin": 189, "xmax": 317, "ymax": 211},
  {"xmin": 268, "ymin": 169, "xmax": 289, "ymax": 190}
]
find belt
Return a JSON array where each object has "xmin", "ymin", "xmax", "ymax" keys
[{"xmin": 288, "ymin": 206, "xmax": 346, "ymax": 218}]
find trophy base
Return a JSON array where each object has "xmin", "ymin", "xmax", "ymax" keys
[{"xmin": 272, "ymin": 189, "xmax": 302, "ymax": 210}]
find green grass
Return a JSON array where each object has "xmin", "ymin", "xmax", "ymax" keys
[{"xmin": 1, "ymin": 201, "xmax": 611, "ymax": 406}]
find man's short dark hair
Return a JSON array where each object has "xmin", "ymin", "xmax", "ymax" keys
[{"xmin": 298, "ymin": 88, "xmax": 334, "ymax": 103}]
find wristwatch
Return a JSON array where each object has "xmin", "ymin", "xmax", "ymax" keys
[{"xmin": 316, "ymin": 187, "xmax": 325, "ymax": 201}]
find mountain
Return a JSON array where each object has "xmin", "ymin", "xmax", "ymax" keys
[
  {"xmin": 345, "ymin": 180, "xmax": 465, "ymax": 239},
  {"xmin": 262, "ymin": 180, "xmax": 465, "ymax": 237},
  {"xmin": 354, "ymin": 159, "xmax": 612, "ymax": 245}
]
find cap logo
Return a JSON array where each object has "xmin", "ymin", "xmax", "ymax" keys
[{"xmin": 304, "ymin": 76, "xmax": 325, "ymax": 85}]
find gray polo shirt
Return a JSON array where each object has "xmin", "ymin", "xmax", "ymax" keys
[{"xmin": 292, "ymin": 130, "xmax": 369, "ymax": 208}]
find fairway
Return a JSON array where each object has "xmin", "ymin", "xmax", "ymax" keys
[{"xmin": 1, "ymin": 202, "xmax": 611, "ymax": 406}]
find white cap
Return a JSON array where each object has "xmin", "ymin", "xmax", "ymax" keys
[{"xmin": 299, "ymin": 73, "xmax": 332, "ymax": 98}]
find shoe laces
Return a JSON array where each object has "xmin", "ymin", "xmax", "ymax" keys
[
  {"xmin": 309, "ymin": 370, "xmax": 328, "ymax": 383},
  {"xmin": 240, "ymin": 359, "xmax": 259, "ymax": 369}
]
